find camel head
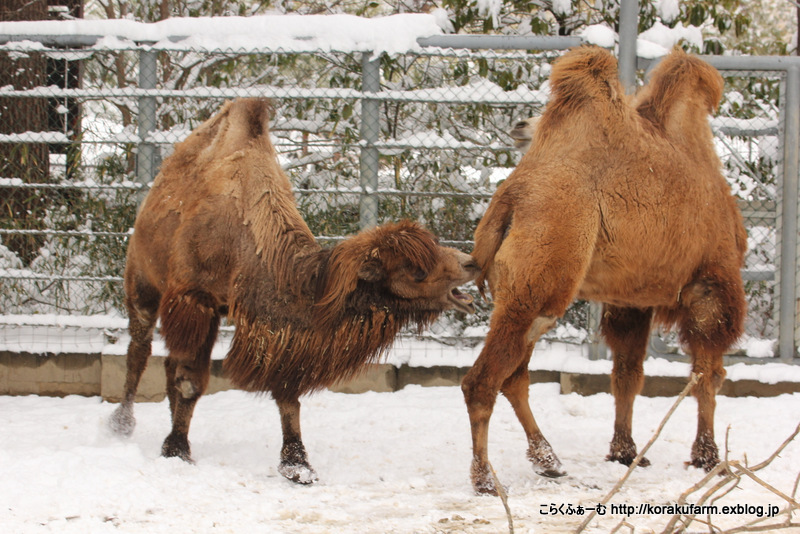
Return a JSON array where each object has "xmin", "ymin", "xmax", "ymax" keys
[
  {"xmin": 509, "ymin": 116, "xmax": 540, "ymax": 153},
  {"xmin": 314, "ymin": 220, "xmax": 479, "ymax": 326}
]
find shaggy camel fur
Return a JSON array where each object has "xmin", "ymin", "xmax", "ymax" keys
[
  {"xmin": 109, "ymin": 98, "xmax": 479, "ymax": 484},
  {"xmin": 466, "ymin": 46, "xmax": 747, "ymax": 494}
]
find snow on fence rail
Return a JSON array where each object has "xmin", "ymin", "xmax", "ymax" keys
[{"xmin": 0, "ymin": 23, "xmax": 797, "ymax": 363}]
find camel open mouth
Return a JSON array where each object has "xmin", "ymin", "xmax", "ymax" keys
[{"xmin": 449, "ymin": 288, "xmax": 475, "ymax": 313}]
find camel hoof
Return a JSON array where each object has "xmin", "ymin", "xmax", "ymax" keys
[
  {"xmin": 687, "ymin": 456, "xmax": 719, "ymax": 472},
  {"xmin": 606, "ymin": 452, "xmax": 651, "ymax": 468},
  {"xmin": 528, "ymin": 440, "xmax": 566, "ymax": 478},
  {"xmin": 470, "ymin": 460, "xmax": 499, "ymax": 496},
  {"xmin": 161, "ymin": 433, "xmax": 194, "ymax": 463},
  {"xmin": 278, "ymin": 462, "xmax": 318, "ymax": 485},
  {"xmin": 109, "ymin": 405, "xmax": 135, "ymax": 437},
  {"xmin": 691, "ymin": 437, "xmax": 720, "ymax": 472},
  {"xmin": 536, "ymin": 465, "xmax": 567, "ymax": 478}
]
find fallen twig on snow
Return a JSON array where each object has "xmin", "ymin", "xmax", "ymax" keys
[
  {"xmin": 489, "ymin": 462, "xmax": 515, "ymax": 534},
  {"xmin": 660, "ymin": 421, "xmax": 800, "ymax": 534}
]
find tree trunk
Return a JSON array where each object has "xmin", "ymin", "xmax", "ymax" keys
[{"xmin": 0, "ymin": 0, "xmax": 51, "ymax": 265}]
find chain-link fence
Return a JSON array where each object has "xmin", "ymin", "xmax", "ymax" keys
[{"xmin": 0, "ymin": 37, "xmax": 798, "ymax": 363}]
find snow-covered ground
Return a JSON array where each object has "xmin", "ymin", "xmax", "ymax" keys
[{"xmin": 1, "ymin": 382, "xmax": 798, "ymax": 533}]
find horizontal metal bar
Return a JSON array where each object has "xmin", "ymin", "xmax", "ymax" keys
[
  {"xmin": 742, "ymin": 270, "xmax": 775, "ymax": 282},
  {"xmin": 0, "ymin": 181, "xmax": 145, "ymax": 191},
  {"xmin": 0, "ymin": 273, "xmax": 123, "ymax": 283},
  {"xmin": 0, "ymin": 229, "xmax": 129, "ymax": 238},
  {"xmin": 0, "ymin": 34, "xmax": 102, "ymax": 47},
  {"xmin": 0, "ymin": 86, "xmax": 542, "ymax": 106},
  {"xmin": 294, "ymin": 188, "xmax": 493, "ymax": 199},
  {"xmin": 701, "ymin": 55, "xmax": 800, "ymax": 71},
  {"xmin": 418, "ymin": 34, "xmax": 583, "ymax": 51}
]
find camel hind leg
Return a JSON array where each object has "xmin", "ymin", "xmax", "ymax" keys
[
  {"xmin": 462, "ymin": 315, "xmax": 532, "ymax": 495},
  {"xmin": 109, "ymin": 279, "xmax": 160, "ymax": 436},
  {"xmin": 159, "ymin": 288, "xmax": 220, "ymax": 462},
  {"xmin": 500, "ymin": 318, "xmax": 564, "ymax": 478},
  {"xmin": 677, "ymin": 266, "xmax": 745, "ymax": 471},
  {"xmin": 600, "ymin": 305, "xmax": 653, "ymax": 467}
]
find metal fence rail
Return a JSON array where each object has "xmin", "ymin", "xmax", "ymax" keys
[{"xmin": 0, "ymin": 29, "xmax": 797, "ymax": 364}]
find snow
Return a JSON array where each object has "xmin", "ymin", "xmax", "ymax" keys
[
  {"xmin": 578, "ymin": 19, "xmax": 706, "ymax": 60},
  {"xmin": 0, "ymin": 131, "xmax": 70, "ymax": 143},
  {"xmin": 552, "ymin": 0, "xmax": 573, "ymax": 16},
  {"xmin": 0, "ymin": 13, "xmax": 445, "ymax": 57},
  {"xmin": 656, "ymin": 0, "xmax": 681, "ymax": 23},
  {"xmin": 577, "ymin": 24, "xmax": 617, "ymax": 48},
  {"xmin": 476, "ymin": 0, "xmax": 502, "ymax": 28},
  {"xmin": 0, "ymin": 385, "xmax": 798, "ymax": 533},
  {"xmin": 638, "ymin": 21, "xmax": 704, "ymax": 58}
]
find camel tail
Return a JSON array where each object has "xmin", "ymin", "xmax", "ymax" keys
[{"xmin": 471, "ymin": 193, "xmax": 514, "ymax": 299}]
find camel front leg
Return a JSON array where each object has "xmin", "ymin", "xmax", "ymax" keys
[
  {"xmin": 276, "ymin": 397, "xmax": 318, "ymax": 485},
  {"xmin": 601, "ymin": 305, "xmax": 653, "ymax": 467},
  {"xmin": 158, "ymin": 289, "xmax": 219, "ymax": 462},
  {"xmin": 109, "ymin": 309, "xmax": 156, "ymax": 436}
]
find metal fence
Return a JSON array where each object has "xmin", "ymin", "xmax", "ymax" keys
[{"xmin": 0, "ymin": 31, "xmax": 798, "ymax": 364}]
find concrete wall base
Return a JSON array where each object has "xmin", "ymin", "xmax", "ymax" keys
[{"xmin": 1, "ymin": 351, "xmax": 798, "ymax": 401}]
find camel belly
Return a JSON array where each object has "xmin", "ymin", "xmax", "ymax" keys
[{"xmin": 578, "ymin": 258, "xmax": 687, "ymax": 309}]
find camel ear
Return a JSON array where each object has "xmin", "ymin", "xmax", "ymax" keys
[
  {"xmin": 358, "ymin": 259, "xmax": 385, "ymax": 282},
  {"xmin": 358, "ymin": 249, "xmax": 385, "ymax": 282}
]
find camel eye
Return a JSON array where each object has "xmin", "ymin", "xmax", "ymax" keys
[{"xmin": 412, "ymin": 268, "xmax": 428, "ymax": 282}]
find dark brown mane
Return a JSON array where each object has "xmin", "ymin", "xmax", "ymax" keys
[{"xmin": 224, "ymin": 220, "xmax": 443, "ymax": 401}]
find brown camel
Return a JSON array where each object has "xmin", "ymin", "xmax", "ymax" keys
[
  {"xmin": 109, "ymin": 98, "xmax": 479, "ymax": 484},
  {"xmin": 466, "ymin": 46, "xmax": 747, "ymax": 494}
]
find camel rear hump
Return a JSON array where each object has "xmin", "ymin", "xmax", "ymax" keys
[{"xmin": 635, "ymin": 47, "xmax": 724, "ymax": 130}]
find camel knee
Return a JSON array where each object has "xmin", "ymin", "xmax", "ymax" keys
[
  {"xmin": 526, "ymin": 315, "xmax": 556, "ymax": 343},
  {"xmin": 174, "ymin": 363, "xmax": 210, "ymax": 400},
  {"xmin": 692, "ymin": 363, "xmax": 726, "ymax": 398}
]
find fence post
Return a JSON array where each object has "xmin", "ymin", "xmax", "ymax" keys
[
  {"xmin": 359, "ymin": 53, "xmax": 381, "ymax": 230},
  {"xmin": 136, "ymin": 48, "xmax": 158, "ymax": 189},
  {"xmin": 587, "ymin": 304, "xmax": 608, "ymax": 360},
  {"xmin": 359, "ymin": 52, "xmax": 381, "ymax": 229},
  {"xmin": 780, "ymin": 65, "xmax": 800, "ymax": 362},
  {"xmin": 618, "ymin": 0, "xmax": 639, "ymax": 93}
]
